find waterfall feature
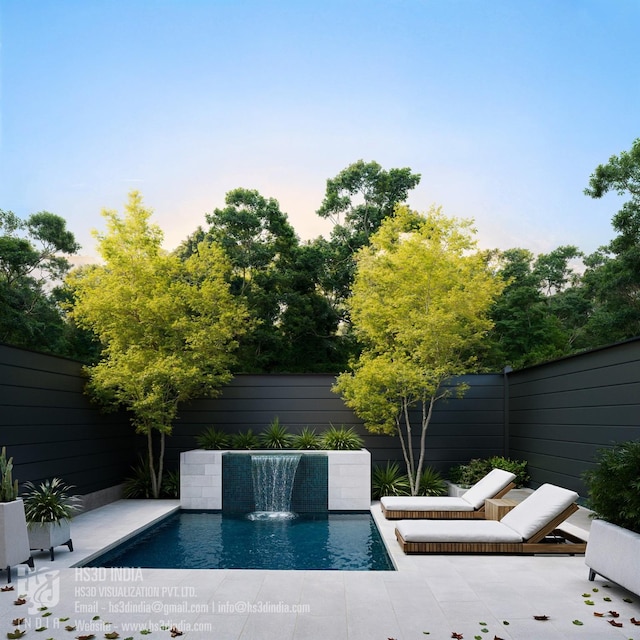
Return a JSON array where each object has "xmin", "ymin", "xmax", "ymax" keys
[{"xmin": 247, "ymin": 454, "xmax": 301, "ymax": 521}]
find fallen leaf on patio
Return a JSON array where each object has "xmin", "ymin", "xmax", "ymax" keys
[
  {"xmin": 59, "ymin": 617, "xmax": 70, "ymax": 621},
  {"xmin": 494, "ymin": 637, "xmax": 505, "ymax": 640},
  {"xmin": 584, "ymin": 600, "xmax": 594, "ymax": 605},
  {"xmin": 608, "ymin": 610, "xmax": 619, "ymax": 617},
  {"xmin": 65, "ymin": 626, "xmax": 77, "ymax": 631},
  {"xmin": 76, "ymin": 635, "xmax": 96, "ymax": 640},
  {"xmin": 603, "ymin": 596, "xmax": 612, "ymax": 601},
  {"xmin": 11, "ymin": 620, "xmax": 24, "ymax": 626},
  {"xmin": 624, "ymin": 598, "xmax": 634, "ymax": 603},
  {"xmin": 593, "ymin": 612, "xmax": 605, "ymax": 617},
  {"xmin": 631, "ymin": 617, "xmax": 640, "ymax": 625},
  {"xmin": 581, "ymin": 593, "xmax": 591, "ymax": 598},
  {"xmin": 479, "ymin": 622, "xmax": 487, "ymax": 626},
  {"xmin": 607, "ymin": 619, "xmax": 623, "ymax": 627},
  {"xmin": 38, "ymin": 606, "xmax": 48, "ymax": 611},
  {"xmin": 42, "ymin": 611, "xmax": 52, "ymax": 617},
  {"xmin": 533, "ymin": 615, "xmax": 549, "ymax": 621},
  {"xmin": 592, "ymin": 588, "xmax": 599, "ymax": 592},
  {"xmin": 104, "ymin": 633, "xmax": 120, "ymax": 639},
  {"xmin": 1, "ymin": 585, "xmax": 15, "ymax": 591},
  {"xmin": 7, "ymin": 630, "xmax": 27, "ymax": 639},
  {"xmin": 13, "ymin": 598, "xmax": 26, "ymax": 605},
  {"xmin": 502, "ymin": 621, "xmax": 509, "ymax": 625},
  {"xmin": 572, "ymin": 619, "xmax": 583, "ymax": 625},
  {"xmin": 451, "ymin": 633, "xmax": 463, "ymax": 639},
  {"xmin": 170, "ymin": 628, "xmax": 183, "ymax": 638},
  {"xmin": 36, "ymin": 627, "xmax": 48, "ymax": 632}
]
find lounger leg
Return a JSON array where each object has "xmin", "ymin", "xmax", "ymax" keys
[
  {"xmin": 65, "ymin": 538, "xmax": 73, "ymax": 553},
  {"xmin": 588, "ymin": 568, "xmax": 596, "ymax": 581}
]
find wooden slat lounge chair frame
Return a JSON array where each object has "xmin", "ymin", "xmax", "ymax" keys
[
  {"xmin": 381, "ymin": 481, "xmax": 516, "ymax": 520},
  {"xmin": 395, "ymin": 502, "xmax": 587, "ymax": 554}
]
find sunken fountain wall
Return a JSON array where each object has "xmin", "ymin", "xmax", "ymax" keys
[{"xmin": 180, "ymin": 449, "xmax": 371, "ymax": 511}]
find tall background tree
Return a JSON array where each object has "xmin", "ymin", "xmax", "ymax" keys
[
  {"xmin": 334, "ymin": 205, "xmax": 504, "ymax": 495},
  {"xmin": 582, "ymin": 137, "xmax": 640, "ymax": 344},
  {"xmin": 67, "ymin": 192, "xmax": 247, "ymax": 497},
  {"xmin": 0, "ymin": 209, "xmax": 87, "ymax": 356}
]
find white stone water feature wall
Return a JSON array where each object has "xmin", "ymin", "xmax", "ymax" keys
[{"xmin": 180, "ymin": 449, "xmax": 371, "ymax": 510}]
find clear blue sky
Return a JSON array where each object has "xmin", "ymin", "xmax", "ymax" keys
[{"xmin": 1, "ymin": 0, "xmax": 639, "ymax": 261}]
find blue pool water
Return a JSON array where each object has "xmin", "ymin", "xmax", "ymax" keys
[{"xmin": 86, "ymin": 511, "xmax": 394, "ymax": 571}]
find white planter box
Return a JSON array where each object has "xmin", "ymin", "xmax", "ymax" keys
[
  {"xmin": 28, "ymin": 519, "xmax": 73, "ymax": 561},
  {"xmin": 0, "ymin": 499, "xmax": 33, "ymax": 583},
  {"xmin": 446, "ymin": 481, "xmax": 469, "ymax": 497},
  {"xmin": 586, "ymin": 519, "xmax": 640, "ymax": 596}
]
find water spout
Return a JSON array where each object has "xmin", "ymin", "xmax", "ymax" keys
[{"xmin": 247, "ymin": 454, "xmax": 301, "ymax": 521}]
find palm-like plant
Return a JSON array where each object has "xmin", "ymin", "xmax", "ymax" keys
[
  {"xmin": 372, "ymin": 462, "xmax": 411, "ymax": 499},
  {"xmin": 291, "ymin": 427, "xmax": 321, "ymax": 450},
  {"xmin": 22, "ymin": 478, "xmax": 81, "ymax": 525},
  {"xmin": 259, "ymin": 418, "xmax": 293, "ymax": 448}
]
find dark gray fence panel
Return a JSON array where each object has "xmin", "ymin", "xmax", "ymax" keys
[
  {"xmin": 0, "ymin": 343, "xmax": 136, "ymax": 495},
  {"xmin": 171, "ymin": 373, "xmax": 506, "ymax": 475},
  {"xmin": 506, "ymin": 337, "xmax": 640, "ymax": 495}
]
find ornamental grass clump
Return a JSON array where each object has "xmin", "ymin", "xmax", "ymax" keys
[
  {"xmin": 320, "ymin": 425, "xmax": 364, "ymax": 450},
  {"xmin": 196, "ymin": 426, "xmax": 230, "ymax": 450},
  {"xmin": 583, "ymin": 440, "xmax": 640, "ymax": 534},
  {"xmin": 372, "ymin": 462, "xmax": 410, "ymax": 499},
  {"xmin": 291, "ymin": 427, "xmax": 321, "ymax": 450},
  {"xmin": 259, "ymin": 418, "xmax": 293, "ymax": 449}
]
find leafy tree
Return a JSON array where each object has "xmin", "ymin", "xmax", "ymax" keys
[
  {"xmin": 334, "ymin": 205, "xmax": 504, "ymax": 495},
  {"xmin": 315, "ymin": 160, "xmax": 422, "ymax": 318},
  {"xmin": 0, "ymin": 209, "xmax": 82, "ymax": 354},
  {"xmin": 66, "ymin": 192, "xmax": 247, "ymax": 497},
  {"xmin": 194, "ymin": 188, "xmax": 347, "ymax": 372},
  {"xmin": 484, "ymin": 246, "xmax": 586, "ymax": 369},
  {"xmin": 582, "ymin": 138, "xmax": 640, "ymax": 343}
]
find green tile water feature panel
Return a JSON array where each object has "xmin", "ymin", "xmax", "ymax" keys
[{"xmin": 222, "ymin": 452, "xmax": 328, "ymax": 514}]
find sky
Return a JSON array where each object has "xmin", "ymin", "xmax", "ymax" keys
[{"xmin": 1, "ymin": 0, "xmax": 639, "ymax": 263}]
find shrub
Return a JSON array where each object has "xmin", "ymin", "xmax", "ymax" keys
[
  {"xmin": 259, "ymin": 418, "xmax": 293, "ymax": 449},
  {"xmin": 196, "ymin": 427, "xmax": 230, "ymax": 450},
  {"xmin": 0, "ymin": 446, "xmax": 18, "ymax": 502},
  {"xmin": 320, "ymin": 425, "xmax": 364, "ymax": 450},
  {"xmin": 231, "ymin": 429, "xmax": 259, "ymax": 450},
  {"xmin": 291, "ymin": 427, "xmax": 321, "ymax": 450},
  {"xmin": 123, "ymin": 458, "xmax": 179, "ymax": 499},
  {"xmin": 448, "ymin": 456, "xmax": 528, "ymax": 488},
  {"xmin": 418, "ymin": 466, "xmax": 447, "ymax": 496},
  {"xmin": 372, "ymin": 462, "xmax": 410, "ymax": 499},
  {"xmin": 583, "ymin": 440, "xmax": 640, "ymax": 534}
]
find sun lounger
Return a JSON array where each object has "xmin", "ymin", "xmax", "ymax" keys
[
  {"xmin": 380, "ymin": 468, "xmax": 516, "ymax": 519},
  {"xmin": 395, "ymin": 483, "xmax": 587, "ymax": 554}
]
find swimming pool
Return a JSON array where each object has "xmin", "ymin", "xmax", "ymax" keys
[{"xmin": 85, "ymin": 511, "xmax": 394, "ymax": 571}]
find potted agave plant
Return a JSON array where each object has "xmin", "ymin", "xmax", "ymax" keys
[
  {"xmin": 23, "ymin": 477, "xmax": 81, "ymax": 561},
  {"xmin": 0, "ymin": 446, "xmax": 33, "ymax": 582}
]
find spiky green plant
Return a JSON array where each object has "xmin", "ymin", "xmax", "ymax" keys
[
  {"xmin": 259, "ymin": 417, "xmax": 293, "ymax": 449},
  {"xmin": 291, "ymin": 427, "xmax": 321, "ymax": 450},
  {"xmin": 231, "ymin": 429, "xmax": 259, "ymax": 450},
  {"xmin": 418, "ymin": 466, "xmax": 447, "ymax": 496},
  {"xmin": 196, "ymin": 427, "xmax": 230, "ymax": 450},
  {"xmin": 372, "ymin": 462, "xmax": 410, "ymax": 499},
  {"xmin": 22, "ymin": 478, "xmax": 81, "ymax": 524},
  {"xmin": 319, "ymin": 425, "xmax": 364, "ymax": 450},
  {"xmin": 0, "ymin": 446, "xmax": 19, "ymax": 502}
]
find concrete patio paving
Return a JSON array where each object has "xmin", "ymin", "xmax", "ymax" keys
[{"xmin": 2, "ymin": 497, "xmax": 639, "ymax": 640}]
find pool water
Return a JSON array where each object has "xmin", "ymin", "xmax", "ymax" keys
[{"xmin": 86, "ymin": 511, "xmax": 394, "ymax": 571}]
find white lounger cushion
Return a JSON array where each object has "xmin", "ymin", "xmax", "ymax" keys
[
  {"xmin": 381, "ymin": 496, "xmax": 475, "ymax": 512},
  {"xmin": 395, "ymin": 483, "xmax": 579, "ymax": 544},
  {"xmin": 500, "ymin": 483, "xmax": 579, "ymax": 540},
  {"xmin": 396, "ymin": 519, "xmax": 523, "ymax": 543},
  {"xmin": 461, "ymin": 468, "xmax": 517, "ymax": 509}
]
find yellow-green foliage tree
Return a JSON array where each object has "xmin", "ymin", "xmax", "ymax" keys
[
  {"xmin": 334, "ymin": 205, "xmax": 504, "ymax": 495},
  {"xmin": 66, "ymin": 192, "xmax": 248, "ymax": 498}
]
